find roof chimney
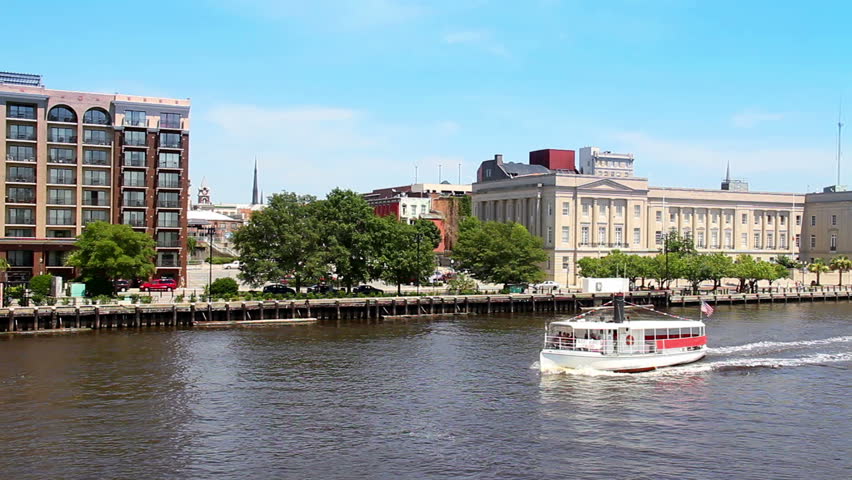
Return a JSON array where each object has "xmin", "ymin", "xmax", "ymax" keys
[{"xmin": 494, "ymin": 154, "xmax": 503, "ymax": 164}]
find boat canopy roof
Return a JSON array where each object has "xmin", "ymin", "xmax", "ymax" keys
[{"xmin": 550, "ymin": 319, "xmax": 704, "ymax": 329}]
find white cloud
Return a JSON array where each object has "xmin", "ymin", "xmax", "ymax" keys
[
  {"xmin": 731, "ymin": 110, "xmax": 786, "ymax": 128},
  {"xmin": 443, "ymin": 30, "xmax": 509, "ymax": 56}
]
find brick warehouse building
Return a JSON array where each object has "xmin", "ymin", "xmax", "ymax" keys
[{"xmin": 0, "ymin": 72, "xmax": 190, "ymax": 285}]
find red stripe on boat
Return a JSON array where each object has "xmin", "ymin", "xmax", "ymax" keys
[{"xmin": 656, "ymin": 335, "xmax": 707, "ymax": 350}]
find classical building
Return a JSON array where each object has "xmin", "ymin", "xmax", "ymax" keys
[
  {"xmin": 799, "ymin": 189, "xmax": 852, "ymax": 262},
  {"xmin": 0, "ymin": 72, "xmax": 191, "ymax": 285},
  {"xmin": 473, "ymin": 151, "xmax": 805, "ymax": 286}
]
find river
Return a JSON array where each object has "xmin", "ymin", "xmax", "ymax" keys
[{"xmin": 0, "ymin": 302, "xmax": 849, "ymax": 479}]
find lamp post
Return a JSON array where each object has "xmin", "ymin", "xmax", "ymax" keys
[
  {"xmin": 195, "ymin": 224, "xmax": 215, "ymax": 298},
  {"xmin": 415, "ymin": 232, "xmax": 423, "ymax": 295},
  {"xmin": 662, "ymin": 233, "xmax": 670, "ymax": 290}
]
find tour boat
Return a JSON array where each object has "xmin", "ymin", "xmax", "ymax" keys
[{"xmin": 540, "ymin": 294, "xmax": 707, "ymax": 373}]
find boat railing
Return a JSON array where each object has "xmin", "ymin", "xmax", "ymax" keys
[{"xmin": 544, "ymin": 336, "xmax": 657, "ymax": 355}]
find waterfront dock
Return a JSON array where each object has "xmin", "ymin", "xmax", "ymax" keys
[{"xmin": 0, "ymin": 288, "xmax": 849, "ymax": 333}]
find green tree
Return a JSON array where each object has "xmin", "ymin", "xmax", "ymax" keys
[
  {"xmin": 312, "ymin": 189, "xmax": 383, "ymax": 292},
  {"xmin": 682, "ymin": 254, "xmax": 714, "ymax": 294},
  {"xmin": 577, "ymin": 256, "xmax": 608, "ymax": 278},
  {"xmin": 703, "ymin": 253, "xmax": 734, "ymax": 291},
  {"xmin": 829, "ymin": 255, "xmax": 852, "ymax": 286},
  {"xmin": 373, "ymin": 217, "xmax": 439, "ymax": 294},
  {"xmin": 232, "ymin": 192, "xmax": 321, "ymax": 292},
  {"xmin": 209, "ymin": 277, "xmax": 239, "ymax": 299},
  {"xmin": 650, "ymin": 252, "xmax": 686, "ymax": 289},
  {"xmin": 732, "ymin": 254, "xmax": 760, "ymax": 292},
  {"xmin": 0, "ymin": 258, "xmax": 8, "ymax": 272},
  {"xmin": 29, "ymin": 274, "xmax": 54, "ymax": 297},
  {"xmin": 774, "ymin": 254, "xmax": 801, "ymax": 269},
  {"xmin": 453, "ymin": 217, "xmax": 547, "ymax": 286},
  {"xmin": 66, "ymin": 222, "xmax": 157, "ymax": 292},
  {"xmin": 661, "ymin": 231, "xmax": 697, "ymax": 255},
  {"xmin": 187, "ymin": 236, "xmax": 198, "ymax": 256},
  {"xmin": 807, "ymin": 258, "xmax": 830, "ymax": 286},
  {"xmin": 447, "ymin": 273, "xmax": 478, "ymax": 294}
]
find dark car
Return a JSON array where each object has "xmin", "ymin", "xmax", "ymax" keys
[
  {"xmin": 262, "ymin": 284, "xmax": 296, "ymax": 295},
  {"xmin": 353, "ymin": 285, "xmax": 384, "ymax": 295},
  {"xmin": 114, "ymin": 279, "xmax": 131, "ymax": 292},
  {"xmin": 307, "ymin": 284, "xmax": 337, "ymax": 294}
]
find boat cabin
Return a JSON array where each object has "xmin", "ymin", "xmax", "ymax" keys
[{"xmin": 545, "ymin": 320, "xmax": 706, "ymax": 355}]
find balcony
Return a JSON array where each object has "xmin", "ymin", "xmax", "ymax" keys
[
  {"xmin": 48, "ymin": 177, "xmax": 77, "ymax": 185},
  {"xmin": 7, "ymin": 133, "xmax": 36, "ymax": 141},
  {"xmin": 83, "ymin": 158, "xmax": 110, "ymax": 166},
  {"xmin": 48, "ymin": 219, "xmax": 76, "ymax": 226},
  {"xmin": 157, "ymin": 258, "xmax": 179, "ymax": 267},
  {"xmin": 47, "ymin": 114, "xmax": 77, "ymax": 123},
  {"xmin": 6, "ymin": 195, "xmax": 35, "ymax": 204},
  {"xmin": 83, "ymin": 217, "xmax": 109, "ymax": 225},
  {"xmin": 123, "ymin": 199, "xmax": 147, "ymax": 208},
  {"xmin": 7, "ymin": 111, "xmax": 36, "ymax": 120},
  {"xmin": 157, "ymin": 161, "xmax": 181, "ymax": 169},
  {"xmin": 157, "ymin": 239, "xmax": 181, "ymax": 248},
  {"xmin": 157, "ymin": 181, "xmax": 181, "ymax": 189},
  {"xmin": 7, "ymin": 217, "xmax": 35, "ymax": 225},
  {"xmin": 157, "ymin": 200, "xmax": 180, "ymax": 208},
  {"xmin": 7, "ymin": 175, "xmax": 36, "ymax": 183},
  {"xmin": 83, "ymin": 199, "xmax": 109, "ymax": 207},
  {"xmin": 6, "ymin": 154, "xmax": 35, "ymax": 163},
  {"xmin": 124, "ymin": 219, "xmax": 146, "ymax": 228},
  {"xmin": 47, "ymin": 135, "xmax": 78, "ymax": 144},
  {"xmin": 123, "ymin": 118, "xmax": 147, "ymax": 127},
  {"xmin": 157, "ymin": 221, "xmax": 180, "ymax": 228},
  {"xmin": 47, "ymin": 156, "xmax": 77, "ymax": 165},
  {"xmin": 123, "ymin": 159, "xmax": 147, "ymax": 168},
  {"xmin": 159, "ymin": 119, "xmax": 182, "ymax": 130},
  {"xmin": 123, "ymin": 180, "xmax": 146, "ymax": 188},
  {"xmin": 84, "ymin": 138, "xmax": 111, "ymax": 146},
  {"xmin": 48, "ymin": 199, "xmax": 76, "ymax": 206},
  {"xmin": 158, "ymin": 141, "xmax": 182, "ymax": 149},
  {"xmin": 124, "ymin": 138, "xmax": 147, "ymax": 147}
]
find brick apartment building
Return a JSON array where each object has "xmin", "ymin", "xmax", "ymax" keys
[{"xmin": 0, "ymin": 72, "xmax": 190, "ymax": 285}]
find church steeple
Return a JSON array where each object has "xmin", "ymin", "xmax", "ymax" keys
[
  {"xmin": 725, "ymin": 160, "xmax": 731, "ymax": 182},
  {"xmin": 251, "ymin": 159, "xmax": 259, "ymax": 205},
  {"xmin": 197, "ymin": 176, "xmax": 211, "ymax": 205}
]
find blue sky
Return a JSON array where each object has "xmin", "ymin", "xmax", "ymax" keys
[{"xmin": 5, "ymin": 0, "xmax": 852, "ymax": 201}]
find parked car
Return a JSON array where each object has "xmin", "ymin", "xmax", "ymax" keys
[
  {"xmin": 113, "ymin": 279, "xmax": 131, "ymax": 292},
  {"xmin": 353, "ymin": 285, "xmax": 384, "ymax": 295},
  {"xmin": 534, "ymin": 280, "xmax": 561, "ymax": 291},
  {"xmin": 140, "ymin": 278, "xmax": 177, "ymax": 292},
  {"xmin": 262, "ymin": 284, "xmax": 296, "ymax": 295},
  {"xmin": 307, "ymin": 284, "xmax": 337, "ymax": 294},
  {"xmin": 223, "ymin": 260, "xmax": 241, "ymax": 270}
]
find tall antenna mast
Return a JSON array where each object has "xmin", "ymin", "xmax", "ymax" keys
[
  {"xmin": 414, "ymin": 165, "xmax": 419, "ymax": 184},
  {"xmin": 838, "ymin": 98, "xmax": 843, "ymax": 186}
]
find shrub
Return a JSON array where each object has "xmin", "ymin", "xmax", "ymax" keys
[
  {"xmin": 139, "ymin": 296, "xmax": 153, "ymax": 304},
  {"xmin": 205, "ymin": 256, "xmax": 237, "ymax": 265},
  {"xmin": 45, "ymin": 296, "xmax": 57, "ymax": 306},
  {"xmin": 189, "ymin": 293, "xmax": 197, "ymax": 303},
  {"xmin": 175, "ymin": 294, "xmax": 185, "ymax": 303},
  {"xmin": 85, "ymin": 277, "xmax": 114, "ymax": 297},
  {"xmin": 129, "ymin": 294, "xmax": 140, "ymax": 303},
  {"xmin": 29, "ymin": 274, "xmax": 54, "ymax": 297},
  {"xmin": 7, "ymin": 285, "xmax": 24, "ymax": 301},
  {"xmin": 93, "ymin": 294, "xmax": 113, "ymax": 305},
  {"xmin": 61, "ymin": 297, "xmax": 71, "ymax": 306},
  {"xmin": 31, "ymin": 294, "xmax": 45, "ymax": 306}
]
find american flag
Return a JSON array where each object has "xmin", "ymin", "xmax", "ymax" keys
[{"xmin": 700, "ymin": 301, "xmax": 714, "ymax": 317}]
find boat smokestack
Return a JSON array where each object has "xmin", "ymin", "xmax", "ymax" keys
[{"xmin": 613, "ymin": 294, "xmax": 626, "ymax": 323}]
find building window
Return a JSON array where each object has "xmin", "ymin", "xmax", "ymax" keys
[
  {"xmin": 6, "ymin": 228, "xmax": 34, "ymax": 237},
  {"xmin": 780, "ymin": 232, "xmax": 788, "ymax": 249},
  {"xmin": 767, "ymin": 232, "xmax": 775, "ymax": 249},
  {"xmin": 157, "ymin": 231, "xmax": 180, "ymax": 247},
  {"xmin": 561, "ymin": 226, "xmax": 570, "ymax": 243},
  {"xmin": 8, "ymin": 250, "xmax": 34, "ymax": 267},
  {"xmin": 46, "ymin": 230, "xmax": 73, "ymax": 238},
  {"xmin": 158, "ymin": 173, "xmax": 180, "ymax": 188},
  {"xmin": 546, "ymin": 226, "xmax": 553, "ymax": 244},
  {"xmin": 724, "ymin": 230, "xmax": 732, "ymax": 249},
  {"xmin": 754, "ymin": 232, "xmax": 761, "ymax": 249},
  {"xmin": 48, "ymin": 147, "xmax": 76, "ymax": 164},
  {"xmin": 831, "ymin": 215, "xmax": 837, "ymax": 226},
  {"xmin": 615, "ymin": 204, "xmax": 623, "ymax": 217},
  {"xmin": 670, "ymin": 212, "xmax": 676, "ymax": 223},
  {"xmin": 547, "ymin": 202, "xmax": 552, "ymax": 216},
  {"xmin": 656, "ymin": 211, "xmax": 662, "ymax": 222},
  {"xmin": 83, "ymin": 108, "xmax": 111, "ymax": 125},
  {"xmin": 157, "ymin": 252, "xmax": 178, "ymax": 267},
  {"xmin": 598, "ymin": 226, "xmax": 606, "ymax": 245},
  {"xmin": 562, "ymin": 256, "xmax": 570, "ymax": 271},
  {"xmin": 123, "ymin": 191, "xmax": 146, "ymax": 207},
  {"xmin": 742, "ymin": 213, "xmax": 747, "ymax": 225},
  {"xmin": 7, "ymin": 144, "xmax": 35, "ymax": 162},
  {"xmin": 7, "ymin": 207, "xmax": 34, "ymax": 225},
  {"xmin": 562, "ymin": 201, "xmax": 570, "ymax": 216},
  {"xmin": 696, "ymin": 231, "xmax": 705, "ymax": 248},
  {"xmin": 831, "ymin": 233, "xmax": 837, "ymax": 250},
  {"xmin": 795, "ymin": 234, "xmax": 800, "ymax": 248},
  {"xmin": 711, "ymin": 213, "xmax": 718, "ymax": 224},
  {"xmin": 634, "ymin": 205, "xmax": 641, "ymax": 218},
  {"xmin": 48, "ymin": 127, "xmax": 76, "ymax": 143},
  {"xmin": 754, "ymin": 215, "xmax": 761, "ymax": 225},
  {"xmin": 796, "ymin": 215, "xmax": 801, "ymax": 226},
  {"xmin": 741, "ymin": 232, "xmax": 748, "ymax": 247},
  {"xmin": 123, "ymin": 171, "xmax": 146, "ymax": 187},
  {"xmin": 633, "ymin": 228, "xmax": 641, "ymax": 245},
  {"xmin": 159, "ymin": 133, "xmax": 181, "ymax": 148},
  {"xmin": 767, "ymin": 215, "xmax": 773, "ymax": 225},
  {"xmin": 84, "ymin": 149, "xmax": 109, "ymax": 166},
  {"xmin": 711, "ymin": 230, "xmax": 719, "ymax": 249},
  {"xmin": 600, "ymin": 203, "xmax": 608, "ymax": 218},
  {"xmin": 725, "ymin": 213, "xmax": 732, "ymax": 225},
  {"xmin": 48, "ymin": 168, "xmax": 76, "ymax": 185},
  {"xmin": 811, "ymin": 215, "xmax": 816, "ymax": 226},
  {"xmin": 124, "ymin": 150, "xmax": 147, "ymax": 167},
  {"xmin": 420, "ymin": 204, "xmax": 426, "ymax": 215},
  {"xmin": 655, "ymin": 231, "xmax": 662, "ymax": 245},
  {"xmin": 780, "ymin": 215, "xmax": 786, "ymax": 226},
  {"xmin": 83, "ymin": 170, "xmax": 108, "ymax": 186},
  {"xmin": 125, "ymin": 130, "xmax": 146, "ymax": 146},
  {"xmin": 8, "ymin": 103, "xmax": 36, "ymax": 120},
  {"xmin": 7, "ymin": 124, "xmax": 36, "ymax": 141},
  {"xmin": 160, "ymin": 113, "xmax": 181, "ymax": 129},
  {"xmin": 581, "ymin": 225, "xmax": 590, "ymax": 245},
  {"xmin": 123, "ymin": 211, "xmax": 146, "ymax": 227},
  {"xmin": 6, "ymin": 186, "xmax": 34, "ymax": 203},
  {"xmin": 47, "ymin": 188, "xmax": 74, "ymax": 205},
  {"xmin": 83, "ymin": 190, "xmax": 108, "ymax": 206},
  {"xmin": 810, "ymin": 235, "xmax": 816, "ymax": 248},
  {"xmin": 83, "ymin": 209, "xmax": 109, "ymax": 224},
  {"xmin": 157, "ymin": 192, "xmax": 180, "ymax": 208},
  {"xmin": 83, "ymin": 129, "xmax": 110, "ymax": 145},
  {"xmin": 48, "ymin": 106, "xmax": 77, "ymax": 122},
  {"xmin": 125, "ymin": 110, "xmax": 147, "ymax": 127},
  {"xmin": 46, "ymin": 251, "xmax": 69, "ymax": 267},
  {"xmin": 684, "ymin": 211, "xmax": 691, "ymax": 222},
  {"xmin": 158, "ymin": 212, "xmax": 179, "ymax": 227},
  {"xmin": 158, "ymin": 152, "xmax": 180, "ymax": 168},
  {"xmin": 48, "ymin": 208, "xmax": 75, "ymax": 225}
]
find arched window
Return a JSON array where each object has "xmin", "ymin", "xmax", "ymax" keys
[
  {"xmin": 83, "ymin": 108, "xmax": 111, "ymax": 125},
  {"xmin": 47, "ymin": 105, "xmax": 77, "ymax": 123}
]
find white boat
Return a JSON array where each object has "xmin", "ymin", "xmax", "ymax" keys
[{"xmin": 540, "ymin": 295, "xmax": 707, "ymax": 373}]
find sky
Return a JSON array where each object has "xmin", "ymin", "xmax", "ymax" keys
[{"xmin": 4, "ymin": 0, "xmax": 852, "ymax": 202}]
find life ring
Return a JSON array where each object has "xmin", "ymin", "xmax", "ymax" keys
[{"xmin": 625, "ymin": 335, "xmax": 635, "ymax": 345}]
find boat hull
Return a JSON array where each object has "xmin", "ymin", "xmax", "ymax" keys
[{"xmin": 540, "ymin": 348, "xmax": 706, "ymax": 373}]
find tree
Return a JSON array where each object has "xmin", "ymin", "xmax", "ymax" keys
[
  {"xmin": 650, "ymin": 252, "xmax": 686, "ymax": 289},
  {"xmin": 829, "ymin": 255, "xmax": 852, "ymax": 286},
  {"xmin": 232, "ymin": 192, "xmax": 322, "ymax": 292},
  {"xmin": 209, "ymin": 277, "xmax": 238, "ymax": 299},
  {"xmin": 702, "ymin": 253, "xmax": 734, "ymax": 291},
  {"xmin": 66, "ymin": 222, "xmax": 157, "ymax": 291},
  {"xmin": 373, "ymin": 217, "xmax": 439, "ymax": 294},
  {"xmin": 682, "ymin": 255, "xmax": 714, "ymax": 294},
  {"xmin": 29, "ymin": 274, "xmax": 54, "ymax": 297},
  {"xmin": 774, "ymin": 255, "xmax": 801, "ymax": 269},
  {"xmin": 808, "ymin": 259, "xmax": 830, "ymax": 286},
  {"xmin": 0, "ymin": 258, "xmax": 8, "ymax": 272},
  {"xmin": 662, "ymin": 231, "xmax": 697, "ymax": 255},
  {"xmin": 453, "ymin": 217, "xmax": 547, "ymax": 286},
  {"xmin": 732, "ymin": 254, "xmax": 761, "ymax": 292},
  {"xmin": 312, "ymin": 189, "xmax": 383, "ymax": 291},
  {"xmin": 187, "ymin": 236, "xmax": 198, "ymax": 257}
]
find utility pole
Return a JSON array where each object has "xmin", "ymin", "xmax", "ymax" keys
[{"xmin": 415, "ymin": 232, "xmax": 423, "ymax": 294}]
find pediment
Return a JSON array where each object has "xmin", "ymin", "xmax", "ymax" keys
[{"xmin": 580, "ymin": 178, "xmax": 637, "ymax": 192}]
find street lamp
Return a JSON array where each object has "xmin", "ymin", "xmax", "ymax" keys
[
  {"xmin": 194, "ymin": 224, "xmax": 215, "ymax": 299},
  {"xmin": 415, "ymin": 232, "xmax": 423, "ymax": 295},
  {"xmin": 662, "ymin": 232, "xmax": 670, "ymax": 290}
]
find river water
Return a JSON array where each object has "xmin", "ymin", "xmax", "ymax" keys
[{"xmin": 0, "ymin": 303, "xmax": 849, "ymax": 480}]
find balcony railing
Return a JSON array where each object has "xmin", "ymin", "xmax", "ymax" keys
[
  {"xmin": 7, "ymin": 133, "xmax": 36, "ymax": 141},
  {"xmin": 159, "ymin": 141, "xmax": 181, "ymax": 149},
  {"xmin": 157, "ymin": 239, "xmax": 181, "ymax": 247},
  {"xmin": 7, "ymin": 112, "xmax": 36, "ymax": 120},
  {"xmin": 6, "ymin": 154, "xmax": 35, "ymax": 162},
  {"xmin": 124, "ymin": 219, "xmax": 146, "ymax": 227},
  {"xmin": 158, "ymin": 221, "xmax": 180, "ymax": 228},
  {"xmin": 48, "ymin": 198, "xmax": 76, "ymax": 206},
  {"xmin": 47, "ymin": 135, "xmax": 78, "ymax": 143},
  {"xmin": 124, "ymin": 138, "xmax": 147, "ymax": 147},
  {"xmin": 123, "ymin": 180, "xmax": 146, "ymax": 187},
  {"xmin": 47, "ymin": 157, "xmax": 77, "ymax": 165},
  {"xmin": 123, "ymin": 118, "xmax": 147, "ymax": 127},
  {"xmin": 159, "ymin": 120, "xmax": 182, "ymax": 129},
  {"xmin": 124, "ymin": 199, "xmax": 146, "ymax": 207},
  {"xmin": 48, "ymin": 218, "xmax": 76, "ymax": 226},
  {"xmin": 48, "ymin": 115, "xmax": 76, "ymax": 123},
  {"xmin": 157, "ymin": 200, "xmax": 180, "ymax": 208},
  {"xmin": 158, "ymin": 181, "xmax": 180, "ymax": 189},
  {"xmin": 83, "ymin": 217, "xmax": 108, "ymax": 225},
  {"xmin": 158, "ymin": 161, "xmax": 181, "ymax": 169},
  {"xmin": 48, "ymin": 177, "xmax": 76, "ymax": 185},
  {"xmin": 6, "ymin": 195, "xmax": 35, "ymax": 203},
  {"xmin": 84, "ymin": 138, "xmax": 111, "ymax": 146},
  {"xmin": 157, "ymin": 258, "xmax": 179, "ymax": 267},
  {"xmin": 83, "ymin": 158, "xmax": 110, "ymax": 166},
  {"xmin": 7, "ymin": 175, "xmax": 36, "ymax": 183},
  {"xmin": 83, "ymin": 199, "xmax": 109, "ymax": 206},
  {"xmin": 7, "ymin": 217, "xmax": 35, "ymax": 225},
  {"xmin": 124, "ymin": 159, "xmax": 146, "ymax": 167}
]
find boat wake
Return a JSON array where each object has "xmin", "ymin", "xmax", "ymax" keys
[{"xmin": 709, "ymin": 336, "xmax": 852, "ymax": 356}]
